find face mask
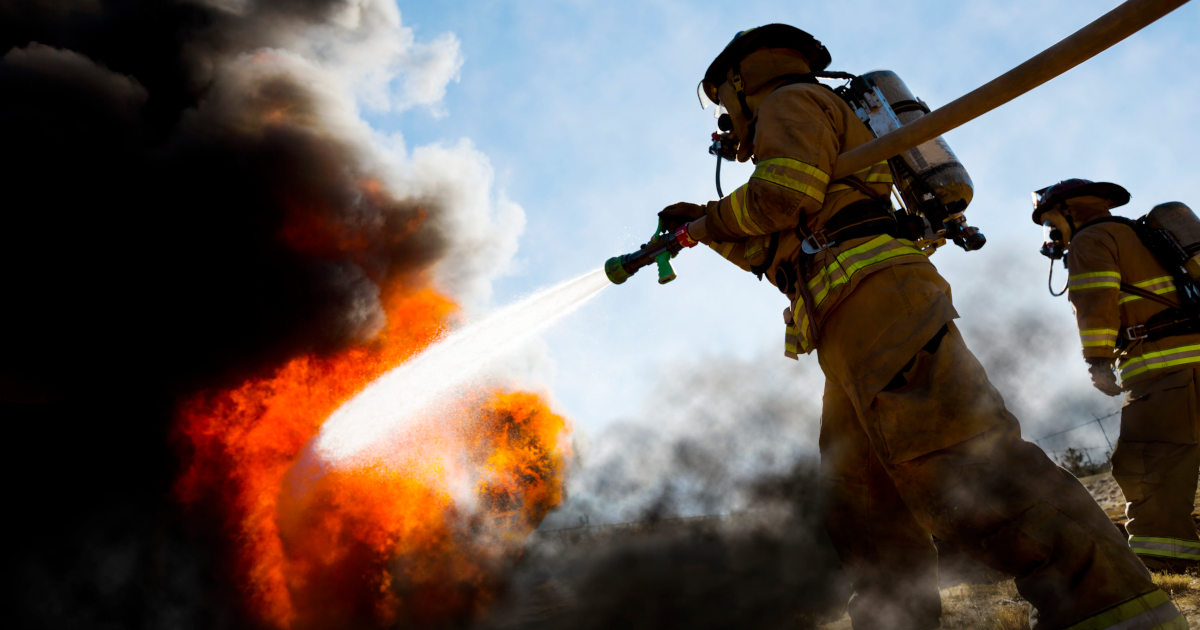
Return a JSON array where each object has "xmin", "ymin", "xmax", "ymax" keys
[{"xmin": 1040, "ymin": 221, "xmax": 1065, "ymax": 260}]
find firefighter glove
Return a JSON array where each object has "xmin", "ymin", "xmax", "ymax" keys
[
  {"xmin": 658, "ymin": 202, "xmax": 707, "ymax": 231},
  {"xmin": 1087, "ymin": 361, "xmax": 1123, "ymax": 397}
]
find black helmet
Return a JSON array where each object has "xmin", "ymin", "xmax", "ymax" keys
[
  {"xmin": 698, "ymin": 24, "xmax": 830, "ymax": 107},
  {"xmin": 1031, "ymin": 179, "xmax": 1130, "ymax": 224}
]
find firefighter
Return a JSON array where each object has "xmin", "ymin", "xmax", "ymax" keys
[
  {"xmin": 658, "ymin": 25, "xmax": 1185, "ymax": 629},
  {"xmin": 1034, "ymin": 179, "xmax": 1200, "ymax": 574}
]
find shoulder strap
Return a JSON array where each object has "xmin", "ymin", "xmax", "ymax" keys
[
  {"xmin": 1077, "ymin": 215, "xmax": 1142, "ymax": 235},
  {"xmin": 1118, "ymin": 282, "xmax": 1180, "ymax": 309},
  {"xmin": 829, "ymin": 174, "xmax": 885, "ymax": 200}
]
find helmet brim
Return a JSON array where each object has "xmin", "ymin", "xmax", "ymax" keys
[
  {"xmin": 1031, "ymin": 181, "xmax": 1131, "ymax": 224},
  {"xmin": 702, "ymin": 24, "xmax": 831, "ymax": 98}
]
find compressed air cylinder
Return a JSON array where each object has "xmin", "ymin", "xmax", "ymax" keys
[
  {"xmin": 863, "ymin": 70, "xmax": 974, "ymax": 209},
  {"xmin": 1145, "ymin": 202, "xmax": 1200, "ymax": 283}
]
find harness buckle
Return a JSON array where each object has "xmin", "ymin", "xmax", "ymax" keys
[
  {"xmin": 801, "ymin": 230, "xmax": 831, "ymax": 255},
  {"xmin": 1125, "ymin": 325, "xmax": 1148, "ymax": 341}
]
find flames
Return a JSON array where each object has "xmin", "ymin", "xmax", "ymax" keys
[{"xmin": 174, "ymin": 283, "xmax": 572, "ymax": 629}]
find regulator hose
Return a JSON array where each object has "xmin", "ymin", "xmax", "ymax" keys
[
  {"xmin": 1048, "ymin": 258, "xmax": 1068, "ymax": 297},
  {"xmin": 715, "ymin": 151, "xmax": 724, "ymax": 198}
]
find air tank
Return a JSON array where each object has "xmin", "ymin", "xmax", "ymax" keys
[
  {"xmin": 863, "ymin": 70, "xmax": 974, "ymax": 210},
  {"xmin": 1145, "ymin": 202, "xmax": 1200, "ymax": 283}
]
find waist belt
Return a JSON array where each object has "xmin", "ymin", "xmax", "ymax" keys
[
  {"xmin": 1120, "ymin": 306, "xmax": 1200, "ymax": 348},
  {"xmin": 773, "ymin": 197, "xmax": 898, "ymax": 295},
  {"xmin": 798, "ymin": 196, "xmax": 898, "ymax": 255}
]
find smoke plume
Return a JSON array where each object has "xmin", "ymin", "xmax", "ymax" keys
[
  {"xmin": 464, "ymin": 354, "xmax": 853, "ymax": 628},
  {"xmin": 2, "ymin": 1, "xmax": 522, "ymax": 627}
]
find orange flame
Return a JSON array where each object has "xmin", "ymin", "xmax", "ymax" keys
[{"xmin": 174, "ymin": 283, "xmax": 572, "ymax": 629}]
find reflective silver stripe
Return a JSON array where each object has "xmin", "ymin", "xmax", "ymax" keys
[
  {"xmin": 1121, "ymin": 344, "xmax": 1200, "ymax": 380},
  {"xmin": 1120, "ymin": 276, "xmax": 1178, "ymax": 305},
  {"xmin": 1104, "ymin": 601, "xmax": 1184, "ymax": 630},
  {"xmin": 1069, "ymin": 270, "xmax": 1121, "ymax": 291},
  {"xmin": 1064, "ymin": 590, "xmax": 1184, "ymax": 630},
  {"xmin": 1080, "ymin": 328, "xmax": 1119, "ymax": 348},
  {"xmin": 1130, "ymin": 537, "xmax": 1200, "ymax": 560}
]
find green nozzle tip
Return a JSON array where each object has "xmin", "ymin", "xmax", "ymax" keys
[{"xmin": 605, "ymin": 256, "xmax": 631, "ymax": 285}]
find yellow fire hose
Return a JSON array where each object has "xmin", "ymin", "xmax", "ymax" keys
[
  {"xmin": 832, "ymin": 0, "xmax": 1193, "ymax": 180},
  {"xmin": 606, "ymin": 0, "xmax": 1193, "ymax": 285}
]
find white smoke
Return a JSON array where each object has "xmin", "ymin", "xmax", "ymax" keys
[{"xmin": 195, "ymin": 0, "xmax": 518, "ymax": 309}]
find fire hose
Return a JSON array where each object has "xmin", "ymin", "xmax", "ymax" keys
[{"xmin": 605, "ymin": 0, "xmax": 1193, "ymax": 286}]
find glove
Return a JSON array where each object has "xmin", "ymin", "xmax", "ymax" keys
[
  {"xmin": 657, "ymin": 202, "xmax": 707, "ymax": 231},
  {"xmin": 1087, "ymin": 361, "xmax": 1123, "ymax": 396}
]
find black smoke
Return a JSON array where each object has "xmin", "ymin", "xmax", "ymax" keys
[
  {"xmin": 1, "ymin": 2, "xmax": 462, "ymax": 628},
  {"xmin": 471, "ymin": 356, "xmax": 854, "ymax": 629},
  {"xmin": 478, "ymin": 460, "xmax": 852, "ymax": 630}
]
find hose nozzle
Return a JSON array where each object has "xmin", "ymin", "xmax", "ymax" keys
[{"xmin": 605, "ymin": 222, "xmax": 697, "ymax": 285}]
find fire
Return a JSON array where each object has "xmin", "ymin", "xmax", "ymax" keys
[{"xmin": 174, "ymin": 283, "xmax": 572, "ymax": 629}]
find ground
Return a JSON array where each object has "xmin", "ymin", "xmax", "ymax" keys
[
  {"xmin": 484, "ymin": 471, "xmax": 1200, "ymax": 629},
  {"xmin": 819, "ymin": 472, "xmax": 1200, "ymax": 629}
]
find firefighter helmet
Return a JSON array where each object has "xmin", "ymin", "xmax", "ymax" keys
[
  {"xmin": 698, "ymin": 24, "xmax": 830, "ymax": 109},
  {"xmin": 1031, "ymin": 179, "xmax": 1130, "ymax": 225}
]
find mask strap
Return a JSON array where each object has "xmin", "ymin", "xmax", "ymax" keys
[{"xmin": 730, "ymin": 63, "xmax": 755, "ymax": 124}]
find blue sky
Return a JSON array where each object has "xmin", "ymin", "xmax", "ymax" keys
[{"xmin": 367, "ymin": 0, "xmax": 1199, "ymax": 447}]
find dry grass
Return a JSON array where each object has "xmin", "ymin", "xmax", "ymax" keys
[
  {"xmin": 820, "ymin": 574, "xmax": 1200, "ymax": 630},
  {"xmin": 815, "ymin": 473, "xmax": 1200, "ymax": 629},
  {"xmin": 940, "ymin": 580, "xmax": 1029, "ymax": 629},
  {"xmin": 819, "ymin": 580, "xmax": 1029, "ymax": 629},
  {"xmin": 1153, "ymin": 570, "xmax": 1200, "ymax": 626}
]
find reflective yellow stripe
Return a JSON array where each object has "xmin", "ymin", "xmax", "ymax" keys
[
  {"xmin": 1069, "ymin": 270, "xmax": 1121, "ymax": 292},
  {"xmin": 1119, "ymin": 276, "xmax": 1177, "ymax": 305},
  {"xmin": 745, "ymin": 235, "xmax": 766, "ymax": 260},
  {"xmin": 1130, "ymin": 536, "xmax": 1200, "ymax": 560},
  {"xmin": 1134, "ymin": 275, "xmax": 1175, "ymax": 287},
  {"xmin": 783, "ymin": 235, "xmax": 924, "ymax": 355},
  {"xmin": 711, "ymin": 241, "xmax": 736, "ymax": 260},
  {"xmin": 1063, "ymin": 589, "xmax": 1185, "ymax": 630},
  {"xmin": 827, "ymin": 161, "xmax": 892, "ymax": 192},
  {"xmin": 784, "ymin": 324, "xmax": 800, "ymax": 359},
  {"xmin": 728, "ymin": 183, "xmax": 767, "ymax": 235},
  {"xmin": 1120, "ymin": 343, "xmax": 1200, "ymax": 380},
  {"xmin": 1080, "ymin": 328, "xmax": 1118, "ymax": 348},
  {"xmin": 754, "ymin": 157, "xmax": 830, "ymax": 183},
  {"xmin": 806, "ymin": 235, "xmax": 927, "ymax": 307},
  {"xmin": 751, "ymin": 158, "xmax": 828, "ymax": 204},
  {"xmin": 789, "ymin": 300, "xmax": 813, "ymax": 354}
]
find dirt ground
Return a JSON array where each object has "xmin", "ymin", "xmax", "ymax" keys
[{"xmin": 818, "ymin": 471, "xmax": 1200, "ymax": 629}]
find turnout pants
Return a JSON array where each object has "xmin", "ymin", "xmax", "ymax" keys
[
  {"xmin": 1114, "ymin": 367, "xmax": 1200, "ymax": 568},
  {"xmin": 816, "ymin": 265, "xmax": 1184, "ymax": 630}
]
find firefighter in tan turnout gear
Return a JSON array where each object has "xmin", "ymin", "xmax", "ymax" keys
[
  {"xmin": 657, "ymin": 25, "xmax": 1186, "ymax": 629},
  {"xmin": 1035, "ymin": 179, "xmax": 1200, "ymax": 574}
]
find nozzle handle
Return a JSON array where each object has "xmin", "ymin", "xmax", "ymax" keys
[{"xmin": 655, "ymin": 252, "xmax": 676, "ymax": 284}]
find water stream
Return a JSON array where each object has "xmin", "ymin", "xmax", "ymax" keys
[{"xmin": 310, "ymin": 268, "xmax": 609, "ymax": 468}]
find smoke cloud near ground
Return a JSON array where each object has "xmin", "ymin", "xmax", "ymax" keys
[
  {"xmin": 2, "ymin": 1, "xmax": 521, "ymax": 627},
  {"xmin": 545, "ymin": 354, "xmax": 824, "ymax": 527},
  {"xmin": 480, "ymin": 355, "xmax": 850, "ymax": 629},
  {"xmin": 487, "ymin": 265, "xmax": 1117, "ymax": 628}
]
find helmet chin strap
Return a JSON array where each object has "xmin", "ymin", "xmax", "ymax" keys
[
  {"xmin": 730, "ymin": 63, "xmax": 755, "ymax": 123},
  {"xmin": 1064, "ymin": 213, "xmax": 1077, "ymax": 244},
  {"xmin": 729, "ymin": 64, "xmax": 759, "ymax": 161}
]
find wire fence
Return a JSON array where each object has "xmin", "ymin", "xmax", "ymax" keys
[{"xmin": 1030, "ymin": 408, "xmax": 1121, "ymax": 456}]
